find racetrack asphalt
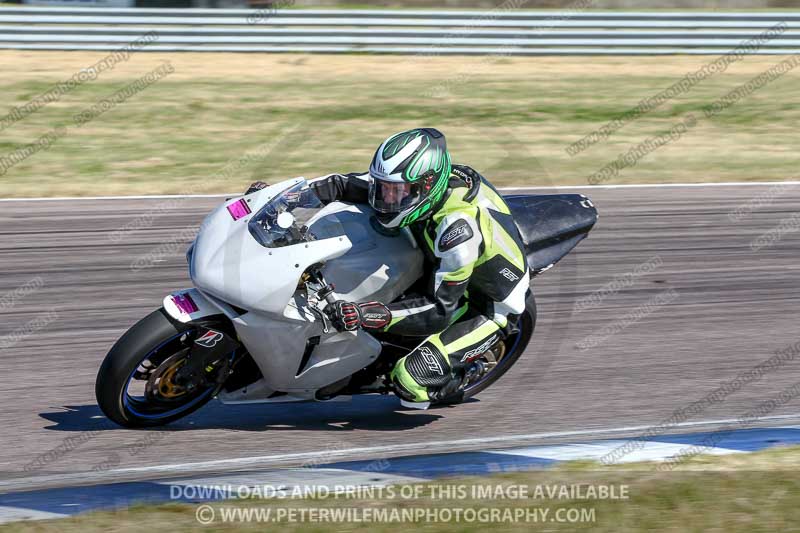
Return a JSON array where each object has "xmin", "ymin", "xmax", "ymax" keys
[{"xmin": 1, "ymin": 183, "xmax": 799, "ymax": 491}]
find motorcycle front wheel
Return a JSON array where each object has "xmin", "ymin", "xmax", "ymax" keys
[{"xmin": 95, "ymin": 308, "xmax": 219, "ymax": 428}]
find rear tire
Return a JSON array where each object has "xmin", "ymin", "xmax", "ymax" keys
[
  {"xmin": 440, "ymin": 291, "xmax": 537, "ymax": 404},
  {"xmin": 95, "ymin": 308, "xmax": 216, "ymax": 428}
]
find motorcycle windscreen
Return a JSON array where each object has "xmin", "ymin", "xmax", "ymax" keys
[
  {"xmin": 191, "ymin": 178, "xmax": 352, "ymax": 315},
  {"xmin": 248, "ymin": 181, "xmax": 342, "ymax": 247}
]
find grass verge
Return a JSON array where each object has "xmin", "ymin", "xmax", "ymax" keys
[
  {"xmin": 4, "ymin": 445, "xmax": 800, "ymax": 532},
  {"xmin": 0, "ymin": 52, "xmax": 797, "ymax": 197}
]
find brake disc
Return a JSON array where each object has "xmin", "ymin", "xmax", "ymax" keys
[
  {"xmin": 465, "ymin": 339, "xmax": 507, "ymax": 385},
  {"xmin": 145, "ymin": 350, "xmax": 191, "ymax": 402}
]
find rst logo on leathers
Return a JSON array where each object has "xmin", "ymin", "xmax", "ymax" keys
[
  {"xmin": 420, "ymin": 346, "xmax": 444, "ymax": 375},
  {"xmin": 460, "ymin": 334, "xmax": 499, "ymax": 362},
  {"xmin": 438, "ymin": 219, "xmax": 473, "ymax": 251},
  {"xmin": 195, "ymin": 329, "xmax": 224, "ymax": 348},
  {"xmin": 499, "ymin": 267, "xmax": 520, "ymax": 282}
]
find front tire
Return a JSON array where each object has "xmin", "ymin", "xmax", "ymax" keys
[{"xmin": 95, "ymin": 308, "xmax": 216, "ymax": 428}]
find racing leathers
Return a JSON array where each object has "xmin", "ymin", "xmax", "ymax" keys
[{"xmin": 311, "ymin": 165, "xmax": 529, "ymax": 408}]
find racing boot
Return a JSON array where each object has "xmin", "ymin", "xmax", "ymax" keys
[{"xmin": 389, "ymin": 338, "xmax": 466, "ymax": 410}]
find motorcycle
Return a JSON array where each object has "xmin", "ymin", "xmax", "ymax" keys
[{"xmin": 96, "ymin": 176, "xmax": 597, "ymax": 427}]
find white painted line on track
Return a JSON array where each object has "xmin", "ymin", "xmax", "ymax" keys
[
  {"xmin": 0, "ymin": 193, "xmax": 233, "ymax": 202},
  {"xmin": 165, "ymin": 468, "xmax": 427, "ymax": 490},
  {"xmin": 4, "ymin": 414, "xmax": 798, "ymax": 493},
  {"xmin": 1, "ymin": 181, "xmax": 798, "ymax": 202},
  {"xmin": 503, "ymin": 180, "xmax": 800, "ymax": 190},
  {"xmin": 104, "ymin": 413, "xmax": 800, "ymax": 475},
  {"xmin": 491, "ymin": 440, "xmax": 745, "ymax": 463},
  {"xmin": 0, "ymin": 506, "xmax": 67, "ymax": 523}
]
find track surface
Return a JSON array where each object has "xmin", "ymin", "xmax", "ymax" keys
[{"xmin": 1, "ymin": 184, "xmax": 799, "ymax": 489}]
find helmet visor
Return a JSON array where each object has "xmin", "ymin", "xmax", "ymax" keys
[{"xmin": 369, "ymin": 176, "xmax": 422, "ymax": 214}]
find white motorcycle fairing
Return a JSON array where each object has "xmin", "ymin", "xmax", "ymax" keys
[{"xmin": 163, "ymin": 178, "xmax": 424, "ymax": 403}]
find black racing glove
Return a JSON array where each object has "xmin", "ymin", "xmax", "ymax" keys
[
  {"xmin": 308, "ymin": 172, "xmax": 369, "ymax": 205},
  {"xmin": 358, "ymin": 301, "xmax": 393, "ymax": 330},
  {"xmin": 327, "ymin": 300, "xmax": 361, "ymax": 331},
  {"xmin": 245, "ymin": 181, "xmax": 268, "ymax": 195},
  {"xmin": 326, "ymin": 300, "xmax": 392, "ymax": 332},
  {"xmin": 309, "ymin": 175, "xmax": 345, "ymax": 205}
]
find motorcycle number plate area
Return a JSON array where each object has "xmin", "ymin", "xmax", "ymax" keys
[{"xmin": 164, "ymin": 289, "xmax": 222, "ymax": 324}]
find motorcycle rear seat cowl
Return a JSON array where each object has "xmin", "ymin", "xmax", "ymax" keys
[{"xmin": 504, "ymin": 194, "xmax": 598, "ymax": 276}]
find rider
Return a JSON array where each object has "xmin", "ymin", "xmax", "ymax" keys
[{"xmin": 252, "ymin": 128, "xmax": 529, "ymax": 409}]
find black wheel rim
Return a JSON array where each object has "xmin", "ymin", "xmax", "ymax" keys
[
  {"xmin": 463, "ymin": 324, "xmax": 526, "ymax": 394},
  {"xmin": 122, "ymin": 331, "xmax": 216, "ymax": 421}
]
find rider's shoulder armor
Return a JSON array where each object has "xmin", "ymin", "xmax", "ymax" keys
[{"xmin": 429, "ymin": 191, "xmax": 483, "ymax": 260}]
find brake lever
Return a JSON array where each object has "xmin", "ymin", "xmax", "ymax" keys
[{"xmin": 310, "ymin": 305, "xmax": 332, "ymax": 334}]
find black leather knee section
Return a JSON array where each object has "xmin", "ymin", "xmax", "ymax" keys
[{"xmin": 404, "ymin": 342, "xmax": 451, "ymax": 388}]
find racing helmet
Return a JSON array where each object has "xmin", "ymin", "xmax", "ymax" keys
[{"xmin": 368, "ymin": 128, "xmax": 452, "ymax": 229}]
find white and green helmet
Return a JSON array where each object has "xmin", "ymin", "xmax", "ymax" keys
[{"xmin": 368, "ymin": 128, "xmax": 452, "ymax": 229}]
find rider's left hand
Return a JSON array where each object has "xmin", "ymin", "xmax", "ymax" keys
[{"xmin": 326, "ymin": 300, "xmax": 391, "ymax": 332}]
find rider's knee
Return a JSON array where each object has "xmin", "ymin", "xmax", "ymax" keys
[
  {"xmin": 400, "ymin": 340, "xmax": 452, "ymax": 387},
  {"xmin": 391, "ymin": 340, "xmax": 455, "ymax": 403}
]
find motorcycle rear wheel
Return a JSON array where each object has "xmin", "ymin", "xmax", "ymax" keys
[{"xmin": 440, "ymin": 291, "xmax": 537, "ymax": 404}]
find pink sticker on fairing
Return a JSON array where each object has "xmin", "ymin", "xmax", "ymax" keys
[
  {"xmin": 172, "ymin": 293, "xmax": 198, "ymax": 314},
  {"xmin": 227, "ymin": 199, "xmax": 251, "ymax": 220}
]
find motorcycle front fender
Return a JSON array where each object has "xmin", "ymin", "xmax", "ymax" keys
[{"xmin": 163, "ymin": 288, "xmax": 228, "ymax": 324}]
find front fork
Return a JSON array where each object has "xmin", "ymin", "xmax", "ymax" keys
[{"xmin": 173, "ymin": 323, "xmax": 241, "ymax": 391}]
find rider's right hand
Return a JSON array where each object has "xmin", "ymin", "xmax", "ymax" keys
[
  {"xmin": 245, "ymin": 181, "xmax": 268, "ymax": 195},
  {"xmin": 308, "ymin": 174, "xmax": 345, "ymax": 205}
]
